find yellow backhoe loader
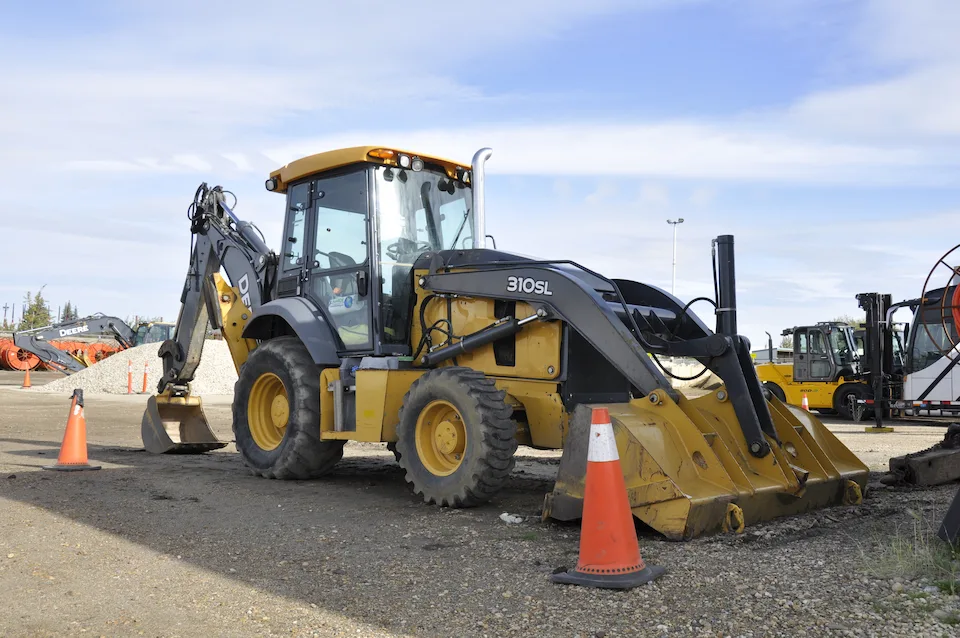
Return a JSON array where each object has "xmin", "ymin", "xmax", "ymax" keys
[{"xmin": 141, "ymin": 146, "xmax": 868, "ymax": 539}]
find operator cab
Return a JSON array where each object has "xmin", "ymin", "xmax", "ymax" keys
[
  {"xmin": 267, "ymin": 147, "xmax": 478, "ymax": 357},
  {"xmin": 135, "ymin": 322, "xmax": 175, "ymax": 347},
  {"xmin": 789, "ymin": 322, "xmax": 859, "ymax": 383}
]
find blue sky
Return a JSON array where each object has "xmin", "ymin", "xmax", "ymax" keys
[{"xmin": 2, "ymin": 0, "xmax": 960, "ymax": 349}]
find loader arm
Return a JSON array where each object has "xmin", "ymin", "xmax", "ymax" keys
[
  {"xmin": 421, "ymin": 245, "xmax": 776, "ymax": 458},
  {"xmin": 156, "ymin": 184, "xmax": 277, "ymax": 396},
  {"xmin": 13, "ymin": 314, "xmax": 137, "ymax": 374}
]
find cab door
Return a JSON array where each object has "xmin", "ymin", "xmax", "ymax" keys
[
  {"xmin": 277, "ymin": 181, "xmax": 311, "ymax": 299},
  {"xmin": 807, "ymin": 329, "xmax": 835, "ymax": 380},
  {"xmin": 793, "ymin": 329, "xmax": 811, "ymax": 381},
  {"xmin": 303, "ymin": 168, "xmax": 373, "ymax": 352}
]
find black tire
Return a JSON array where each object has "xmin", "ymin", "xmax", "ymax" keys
[
  {"xmin": 764, "ymin": 382, "xmax": 786, "ymax": 402},
  {"xmin": 233, "ymin": 336, "xmax": 344, "ymax": 479},
  {"xmin": 396, "ymin": 367, "xmax": 517, "ymax": 507},
  {"xmin": 386, "ymin": 441, "xmax": 402, "ymax": 463},
  {"xmin": 834, "ymin": 383, "xmax": 871, "ymax": 421}
]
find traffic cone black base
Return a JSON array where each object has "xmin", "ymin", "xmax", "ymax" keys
[{"xmin": 551, "ymin": 564, "xmax": 666, "ymax": 590}]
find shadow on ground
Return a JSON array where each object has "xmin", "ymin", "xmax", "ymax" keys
[{"xmin": 0, "ymin": 431, "xmax": 569, "ymax": 636}]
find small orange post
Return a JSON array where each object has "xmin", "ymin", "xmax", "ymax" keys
[
  {"xmin": 127, "ymin": 360, "xmax": 133, "ymax": 395},
  {"xmin": 551, "ymin": 407, "xmax": 665, "ymax": 589},
  {"xmin": 20, "ymin": 369, "xmax": 31, "ymax": 389},
  {"xmin": 140, "ymin": 361, "xmax": 149, "ymax": 394},
  {"xmin": 44, "ymin": 389, "xmax": 101, "ymax": 471}
]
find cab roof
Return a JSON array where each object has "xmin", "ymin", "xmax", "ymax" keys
[{"xmin": 267, "ymin": 146, "xmax": 470, "ymax": 194}]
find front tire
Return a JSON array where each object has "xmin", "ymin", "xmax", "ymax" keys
[
  {"xmin": 764, "ymin": 382, "xmax": 786, "ymax": 402},
  {"xmin": 233, "ymin": 336, "xmax": 344, "ymax": 479},
  {"xmin": 396, "ymin": 367, "xmax": 517, "ymax": 507}
]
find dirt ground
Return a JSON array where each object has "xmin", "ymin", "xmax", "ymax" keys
[{"xmin": 1, "ymin": 372, "xmax": 959, "ymax": 637}]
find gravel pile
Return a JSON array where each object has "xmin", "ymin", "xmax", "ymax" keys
[
  {"xmin": 35, "ymin": 339, "xmax": 239, "ymax": 395},
  {"xmin": 655, "ymin": 356, "xmax": 723, "ymax": 391}
]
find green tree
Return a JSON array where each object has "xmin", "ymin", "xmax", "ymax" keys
[
  {"xmin": 62, "ymin": 301, "xmax": 78, "ymax": 322},
  {"xmin": 18, "ymin": 287, "xmax": 52, "ymax": 330},
  {"xmin": 831, "ymin": 314, "xmax": 861, "ymax": 325},
  {"xmin": 780, "ymin": 334, "xmax": 793, "ymax": 348},
  {"xmin": 125, "ymin": 315, "xmax": 165, "ymax": 326}
]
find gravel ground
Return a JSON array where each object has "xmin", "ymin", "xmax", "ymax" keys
[
  {"xmin": 0, "ymin": 389, "xmax": 960, "ymax": 638},
  {"xmin": 34, "ymin": 340, "xmax": 238, "ymax": 395},
  {"xmin": 1, "ymin": 386, "xmax": 959, "ymax": 637}
]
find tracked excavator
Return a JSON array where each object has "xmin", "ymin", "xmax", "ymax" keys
[
  {"xmin": 14, "ymin": 314, "xmax": 174, "ymax": 373},
  {"xmin": 141, "ymin": 145, "xmax": 868, "ymax": 539}
]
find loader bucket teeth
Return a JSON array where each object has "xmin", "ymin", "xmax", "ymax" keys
[
  {"xmin": 141, "ymin": 394, "xmax": 226, "ymax": 454},
  {"xmin": 543, "ymin": 391, "xmax": 869, "ymax": 540}
]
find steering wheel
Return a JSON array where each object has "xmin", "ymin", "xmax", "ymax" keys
[{"xmin": 386, "ymin": 240, "xmax": 432, "ymax": 261}]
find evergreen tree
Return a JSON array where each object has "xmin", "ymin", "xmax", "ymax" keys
[
  {"xmin": 62, "ymin": 301, "xmax": 77, "ymax": 322},
  {"xmin": 18, "ymin": 287, "xmax": 52, "ymax": 330}
]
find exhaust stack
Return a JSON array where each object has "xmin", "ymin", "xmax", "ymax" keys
[{"xmin": 471, "ymin": 148, "xmax": 493, "ymax": 249}]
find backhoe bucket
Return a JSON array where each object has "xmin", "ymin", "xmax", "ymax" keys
[
  {"xmin": 543, "ymin": 389, "xmax": 869, "ymax": 540},
  {"xmin": 141, "ymin": 393, "xmax": 226, "ymax": 454}
]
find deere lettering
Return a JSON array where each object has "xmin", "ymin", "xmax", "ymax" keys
[
  {"xmin": 59, "ymin": 325, "xmax": 89, "ymax": 337},
  {"xmin": 506, "ymin": 276, "xmax": 553, "ymax": 296},
  {"xmin": 238, "ymin": 274, "xmax": 252, "ymax": 307}
]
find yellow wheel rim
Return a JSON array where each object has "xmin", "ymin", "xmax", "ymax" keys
[
  {"xmin": 248, "ymin": 372, "xmax": 289, "ymax": 451},
  {"xmin": 415, "ymin": 400, "xmax": 466, "ymax": 476}
]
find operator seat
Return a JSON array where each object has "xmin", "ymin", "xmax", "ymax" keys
[{"xmin": 384, "ymin": 238, "xmax": 428, "ymax": 348}]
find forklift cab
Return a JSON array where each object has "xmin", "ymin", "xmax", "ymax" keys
[
  {"xmin": 270, "ymin": 148, "xmax": 481, "ymax": 358},
  {"xmin": 789, "ymin": 323, "xmax": 859, "ymax": 383}
]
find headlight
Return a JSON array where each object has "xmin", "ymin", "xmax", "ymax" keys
[
  {"xmin": 398, "ymin": 154, "xmax": 412, "ymax": 169},
  {"xmin": 411, "ymin": 157, "xmax": 424, "ymax": 171},
  {"xmin": 265, "ymin": 178, "xmax": 278, "ymax": 191}
]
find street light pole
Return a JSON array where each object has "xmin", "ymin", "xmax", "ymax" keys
[{"xmin": 667, "ymin": 218, "xmax": 684, "ymax": 295}]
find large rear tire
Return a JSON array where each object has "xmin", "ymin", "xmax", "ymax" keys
[
  {"xmin": 834, "ymin": 383, "xmax": 871, "ymax": 421},
  {"xmin": 396, "ymin": 367, "xmax": 517, "ymax": 507},
  {"xmin": 233, "ymin": 336, "xmax": 344, "ymax": 479}
]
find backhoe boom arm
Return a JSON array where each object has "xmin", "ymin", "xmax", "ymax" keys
[{"xmin": 156, "ymin": 184, "xmax": 276, "ymax": 395}]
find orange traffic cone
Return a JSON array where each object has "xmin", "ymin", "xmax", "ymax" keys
[
  {"xmin": 551, "ymin": 407, "xmax": 665, "ymax": 589},
  {"xmin": 20, "ymin": 369, "xmax": 31, "ymax": 389},
  {"xmin": 44, "ymin": 389, "xmax": 101, "ymax": 472},
  {"xmin": 801, "ymin": 393, "xmax": 810, "ymax": 411}
]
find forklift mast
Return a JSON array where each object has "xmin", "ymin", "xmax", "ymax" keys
[{"xmin": 856, "ymin": 292, "xmax": 899, "ymax": 424}]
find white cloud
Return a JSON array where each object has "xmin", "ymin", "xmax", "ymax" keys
[
  {"xmin": 783, "ymin": 1, "xmax": 960, "ymax": 142},
  {"xmin": 222, "ymin": 153, "xmax": 255, "ymax": 173},
  {"xmin": 585, "ymin": 181, "xmax": 619, "ymax": 205},
  {"xmin": 265, "ymin": 122, "xmax": 938, "ymax": 184},
  {"xmin": 639, "ymin": 182, "xmax": 671, "ymax": 208},
  {"xmin": 2, "ymin": 0, "xmax": 960, "ymax": 348},
  {"xmin": 173, "ymin": 155, "xmax": 213, "ymax": 173},
  {"xmin": 689, "ymin": 186, "xmax": 715, "ymax": 207}
]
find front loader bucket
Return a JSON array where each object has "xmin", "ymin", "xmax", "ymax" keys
[
  {"xmin": 543, "ymin": 389, "xmax": 869, "ymax": 540},
  {"xmin": 141, "ymin": 393, "xmax": 227, "ymax": 454}
]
